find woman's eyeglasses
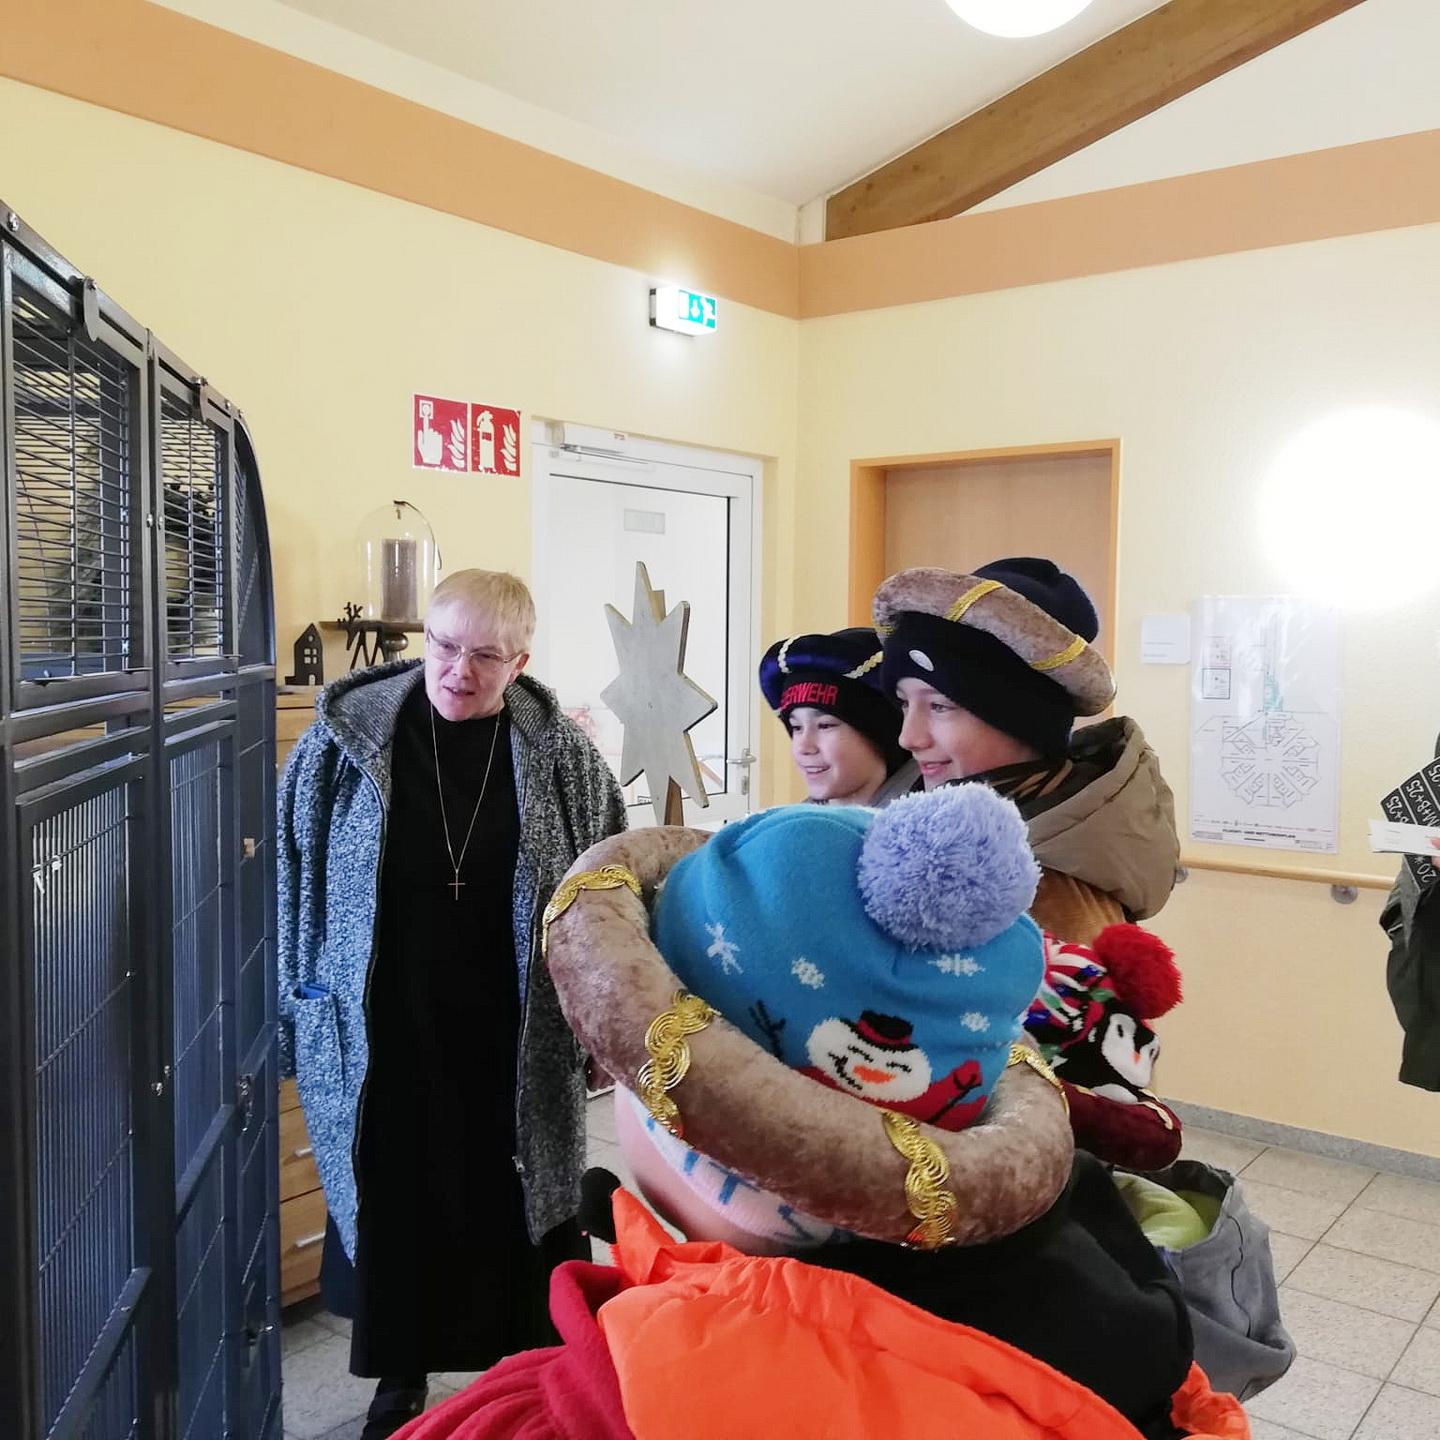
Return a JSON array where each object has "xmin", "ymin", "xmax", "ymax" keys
[{"xmin": 424, "ymin": 630, "xmax": 520, "ymax": 668}]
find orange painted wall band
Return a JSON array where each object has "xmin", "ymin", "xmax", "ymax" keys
[{"xmin": 799, "ymin": 128, "xmax": 1440, "ymax": 317}]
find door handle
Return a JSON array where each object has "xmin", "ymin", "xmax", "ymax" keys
[{"xmin": 726, "ymin": 748, "xmax": 757, "ymax": 796}]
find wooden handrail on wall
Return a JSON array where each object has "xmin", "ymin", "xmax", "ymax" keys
[{"xmin": 1179, "ymin": 854, "xmax": 1392, "ymax": 893}]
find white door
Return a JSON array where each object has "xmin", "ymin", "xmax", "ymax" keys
[{"xmin": 531, "ymin": 424, "xmax": 760, "ymax": 827}]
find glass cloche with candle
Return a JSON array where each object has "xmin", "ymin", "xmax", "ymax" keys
[{"xmin": 355, "ymin": 500, "xmax": 439, "ymax": 625}]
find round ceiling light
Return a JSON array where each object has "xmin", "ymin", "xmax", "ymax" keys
[{"xmin": 944, "ymin": 1, "xmax": 1096, "ymax": 38}]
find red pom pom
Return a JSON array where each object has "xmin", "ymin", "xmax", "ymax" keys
[{"xmin": 1092, "ymin": 924, "xmax": 1183, "ymax": 1019}]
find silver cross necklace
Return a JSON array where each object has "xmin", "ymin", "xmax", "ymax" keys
[{"xmin": 429, "ymin": 701, "xmax": 501, "ymax": 900}]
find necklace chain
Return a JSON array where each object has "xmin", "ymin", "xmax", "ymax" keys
[{"xmin": 429, "ymin": 701, "xmax": 501, "ymax": 899}]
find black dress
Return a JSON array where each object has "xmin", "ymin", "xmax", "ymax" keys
[{"xmin": 322, "ymin": 685, "xmax": 585, "ymax": 1377}]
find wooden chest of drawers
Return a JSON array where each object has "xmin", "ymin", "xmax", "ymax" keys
[
  {"xmin": 279, "ymin": 1077, "xmax": 326, "ymax": 1307},
  {"xmin": 276, "ymin": 685, "xmax": 320, "ymax": 772},
  {"xmin": 278, "ymin": 689, "xmax": 326, "ymax": 1308}
]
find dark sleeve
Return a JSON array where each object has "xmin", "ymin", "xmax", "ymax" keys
[
  {"xmin": 1068, "ymin": 1149, "xmax": 1178, "ymax": 1283},
  {"xmin": 1385, "ymin": 867, "xmax": 1440, "ymax": 1092}
]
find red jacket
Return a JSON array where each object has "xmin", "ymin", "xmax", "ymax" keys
[{"xmin": 398, "ymin": 1191, "xmax": 1249, "ymax": 1440}]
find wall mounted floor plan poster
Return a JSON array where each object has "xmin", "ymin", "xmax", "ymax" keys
[{"xmin": 1189, "ymin": 596, "xmax": 1341, "ymax": 853}]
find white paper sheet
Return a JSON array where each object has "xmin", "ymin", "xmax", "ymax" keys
[
  {"xmin": 1189, "ymin": 597, "xmax": 1342, "ymax": 853},
  {"xmin": 1369, "ymin": 819, "xmax": 1440, "ymax": 857},
  {"xmin": 1141, "ymin": 612, "xmax": 1191, "ymax": 665}
]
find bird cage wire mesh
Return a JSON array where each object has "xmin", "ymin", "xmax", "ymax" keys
[
  {"xmin": 12, "ymin": 284, "xmax": 133, "ymax": 681},
  {"xmin": 1, "ymin": 203, "xmax": 280, "ymax": 1440}
]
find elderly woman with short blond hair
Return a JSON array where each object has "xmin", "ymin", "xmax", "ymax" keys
[{"xmin": 278, "ymin": 569, "xmax": 625, "ymax": 1437}]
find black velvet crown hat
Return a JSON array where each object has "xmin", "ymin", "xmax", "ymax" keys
[{"xmin": 759, "ymin": 627, "xmax": 907, "ymax": 774}]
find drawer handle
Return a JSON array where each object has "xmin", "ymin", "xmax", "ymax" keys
[
  {"xmin": 293, "ymin": 1231, "xmax": 326, "ymax": 1250},
  {"xmin": 291, "ymin": 1145, "xmax": 314, "ymax": 1159}
]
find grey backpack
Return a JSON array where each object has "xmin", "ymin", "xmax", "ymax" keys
[{"xmin": 1133, "ymin": 1158, "xmax": 1296, "ymax": 1401}]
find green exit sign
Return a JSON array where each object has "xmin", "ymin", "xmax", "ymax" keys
[{"xmin": 650, "ymin": 284, "xmax": 719, "ymax": 336}]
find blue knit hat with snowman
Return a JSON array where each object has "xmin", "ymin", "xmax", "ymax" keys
[{"xmin": 651, "ymin": 785, "xmax": 1043, "ymax": 1131}]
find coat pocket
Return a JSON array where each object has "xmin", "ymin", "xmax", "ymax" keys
[{"xmin": 291, "ymin": 984, "xmax": 345, "ymax": 1116}]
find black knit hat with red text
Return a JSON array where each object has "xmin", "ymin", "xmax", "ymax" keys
[{"xmin": 759, "ymin": 627, "xmax": 907, "ymax": 774}]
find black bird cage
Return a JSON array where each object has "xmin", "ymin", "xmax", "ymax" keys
[{"xmin": 0, "ymin": 203, "xmax": 280, "ymax": 1439}]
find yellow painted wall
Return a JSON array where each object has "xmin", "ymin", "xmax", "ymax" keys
[
  {"xmin": 0, "ymin": 77, "xmax": 801, "ymax": 801},
  {"xmin": 798, "ymin": 224, "xmax": 1440, "ymax": 1152},
  {"xmin": 7, "ymin": 74, "xmax": 1440, "ymax": 1152}
]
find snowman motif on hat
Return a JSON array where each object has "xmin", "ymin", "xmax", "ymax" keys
[{"xmin": 803, "ymin": 1011, "xmax": 987, "ymax": 1130}]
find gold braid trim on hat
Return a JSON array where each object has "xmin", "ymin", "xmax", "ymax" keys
[
  {"xmin": 1031, "ymin": 634, "xmax": 1088, "ymax": 673},
  {"xmin": 637, "ymin": 990, "xmax": 718, "ymax": 1139},
  {"xmin": 541, "ymin": 864, "xmax": 642, "ymax": 956},
  {"xmin": 1007, "ymin": 1042, "xmax": 1069, "ymax": 1112},
  {"xmin": 944, "ymin": 578, "xmax": 1003, "ymax": 623},
  {"xmin": 844, "ymin": 649, "xmax": 884, "ymax": 680},
  {"xmin": 881, "ymin": 1111, "xmax": 958, "ymax": 1249},
  {"xmin": 898, "ymin": 574, "xmax": 1095, "ymax": 681}
]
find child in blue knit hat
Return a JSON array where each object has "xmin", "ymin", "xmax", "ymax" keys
[{"xmin": 651, "ymin": 784, "xmax": 1043, "ymax": 1132}]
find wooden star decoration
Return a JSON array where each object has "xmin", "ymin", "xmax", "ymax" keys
[{"xmin": 601, "ymin": 562, "xmax": 717, "ymax": 825}]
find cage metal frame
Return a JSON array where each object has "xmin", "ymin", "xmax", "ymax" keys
[{"xmin": 1, "ymin": 200, "xmax": 279, "ymax": 1440}]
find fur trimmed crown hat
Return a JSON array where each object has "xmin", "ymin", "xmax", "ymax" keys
[
  {"xmin": 652, "ymin": 785, "xmax": 1044, "ymax": 1134},
  {"xmin": 759, "ymin": 627, "xmax": 906, "ymax": 773},
  {"xmin": 874, "ymin": 558, "xmax": 1116, "ymax": 757}
]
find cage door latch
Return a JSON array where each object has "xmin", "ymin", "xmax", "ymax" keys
[{"xmin": 236, "ymin": 1071, "xmax": 256, "ymax": 1132}]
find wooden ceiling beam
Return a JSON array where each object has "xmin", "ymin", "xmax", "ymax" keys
[{"xmin": 825, "ymin": 0, "xmax": 1369, "ymax": 241}]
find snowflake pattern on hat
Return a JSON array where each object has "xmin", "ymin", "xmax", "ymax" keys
[
  {"xmin": 791, "ymin": 958, "xmax": 825, "ymax": 989},
  {"xmin": 933, "ymin": 954, "xmax": 983, "ymax": 977},
  {"xmin": 705, "ymin": 922, "xmax": 743, "ymax": 976}
]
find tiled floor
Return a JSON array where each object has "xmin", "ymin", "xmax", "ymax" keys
[
  {"xmin": 1180, "ymin": 1125, "xmax": 1440, "ymax": 1439},
  {"xmin": 279, "ymin": 1096, "xmax": 630, "ymax": 1440},
  {"xmin": 281, "ymin": 1101, "xmax": 1440, "ymax": 1439}
]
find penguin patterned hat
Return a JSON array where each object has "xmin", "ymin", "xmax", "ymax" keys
[
  {"xmin": 651, "ymin": 784, "xmax": 1044, "ymax": 1133},
  {"xmin": 1024, "ymin": 925, "xmax": 1186, "ymax": 1171}
]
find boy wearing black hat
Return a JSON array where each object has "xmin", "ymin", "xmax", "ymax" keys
[
  {"xmin": 759, "ymin": 627, "xmax": 917, "ymax": 807},
  {"xmin": 875, "ymin": 558, "xmax": 1179, "ymax": 944}
]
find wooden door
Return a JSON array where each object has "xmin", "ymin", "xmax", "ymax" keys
[{"xmin": 880, "ymin": 450, "xmax": 1116, "ymax": 658}]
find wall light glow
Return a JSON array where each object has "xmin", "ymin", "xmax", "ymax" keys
[
  {"xmin": 1260, "ymin": 406, "xmax": 1440, "ymax": 611},
  {"xmin": 944, "ymin": 1, "xmax": 1095, "ymax": 38}
]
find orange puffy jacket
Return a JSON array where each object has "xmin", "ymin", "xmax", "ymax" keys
[{"xmin": 601, "ymin": 1191, "xmax": 1249, "ymax": 1440}]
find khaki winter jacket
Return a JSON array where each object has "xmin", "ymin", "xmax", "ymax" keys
[
  {"xmin": 873, "ymin": 723, "xmax": 1177, "ymax": 944},
  {"xmin": 1015, "ymin": 718, "xmax": 1180, "ymax": 945}
]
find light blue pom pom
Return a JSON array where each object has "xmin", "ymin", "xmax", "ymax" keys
[{"xmin": 857, "ymin": 785, "xmax": 1040, "ymax": 949}]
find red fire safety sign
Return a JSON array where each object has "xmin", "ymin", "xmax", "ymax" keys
[
  {"xmin": 471, "ymin": 405, "xmax": 521, "ymax": 478},
  {"xmin": 413, "ymin": 394, "xmax": 470, "ymax": 473},
  {"xmin": 413, "ymin": 395, "xmax": 522, "ymax": 477}
]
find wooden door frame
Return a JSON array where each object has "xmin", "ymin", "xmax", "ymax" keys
[{"xmin": 847, "ymin": 439, "xmax": 1122, "ymax": 641}]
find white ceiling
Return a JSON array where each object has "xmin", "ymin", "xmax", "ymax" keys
[
  {"xmin": 275, "ymin": 0, "xmax": 1164, "ymax": 205},
  {"xmin": 154, "ymin": 0, "xmax": 1436, "ymax": 241}
]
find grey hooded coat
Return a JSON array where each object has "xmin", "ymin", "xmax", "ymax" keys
[{"xmin": 277, "ymin": 661, "xmax": 626, "ymax": 1255}]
